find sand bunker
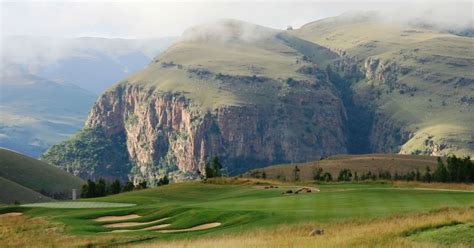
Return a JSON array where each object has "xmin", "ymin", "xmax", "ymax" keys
[
  {"xmin": 0, "ymin": 212, "xmax": 23, "ymax": 218},
  {"xmin": 109, "ymin": 224, "xmax": 171, "ymax": 233},
  {"xmin": 104, "ymin": 217, "xmax": 171, "ymax": 228},
  {"xmin": 158, "ymin": 222, "xmax": 222, "ymax": 233},
  {"xmin": 95, "ymin": 214, "xmax": 141, "ymax": 222}
]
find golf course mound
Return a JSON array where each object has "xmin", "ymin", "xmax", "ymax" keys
[
  {"xmin": 109, "ymin": 224, "xmax": 172, "ymax": 233},
  {"xmin": 158, "ymin": 223, "xmax": 222, "ymax": 233},
  {"xmin": 95, "ymin": 214, "xmax": 141, "ymax": 222},
  {"xmin": 103, "ymin": 217, "xmax": 171, "ymax": 227},
  {"xmin": 21, "ymin": 202, "xmax": 136, "ymax": 209},
  {"xmin": 0, "ymin": 212, "xmax": 23, "ymax": 218}
]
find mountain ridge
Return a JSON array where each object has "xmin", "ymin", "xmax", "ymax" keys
[{"xmin": 41, "ymin": 15, "xmax": 473, "ymax": 184}]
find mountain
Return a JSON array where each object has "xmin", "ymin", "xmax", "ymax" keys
[
  {"xmin": 0, "ymin": 148, "xmax": 84, "ymax": 204},
  {"xmin": 41, "ymin": 15, "xmax": 474, "ymax": 184},
  {"xmin": 293, "ymin": 12, "xmax": 474, "ymax": 156},
  {"xmin": 2, "ymin": 36, "xmax": 177, "ymax": 94},
  {"xmin": 0, "ymin": 69, "xmax": 97, "ymax": 157}
]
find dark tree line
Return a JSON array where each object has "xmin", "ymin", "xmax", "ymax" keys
[{"xmin": 81, "ymin": 176, "xmax": 169, "ymax": 198}]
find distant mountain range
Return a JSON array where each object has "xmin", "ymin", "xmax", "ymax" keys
[{"xmin": 1, "ymin": 36, "xmax": 176, "ymax": 157}]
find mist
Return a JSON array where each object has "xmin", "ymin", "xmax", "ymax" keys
[{"xmin": 1, "ymin": 1, "xmax": 472, "ymax": 77}]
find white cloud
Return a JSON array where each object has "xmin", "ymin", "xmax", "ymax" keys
[{"xmin": 2, "ymin": 1, "xmax": 470, "ymax": 39}]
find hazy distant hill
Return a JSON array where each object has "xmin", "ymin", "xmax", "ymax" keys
[
  {"xmin": 0, "ymin": 70, "xmax": 97, "ymax": 157},
  {"xmin": 41, "ymin": 14, "xmax": 473, "ymax": 184},
  {"xmin": 2, "ymin": 36, "xmax": 176, "ymax": 94},
  {"xmin": 1, "ymin": 36, "xmax": 176, "ymax": 156}
]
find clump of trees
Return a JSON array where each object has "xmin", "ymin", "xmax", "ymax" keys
[
  {"xmin": 310, "ymin": 155, "xmax": 472, "ymax": 183},
  {"xmin": 204, "ymin": 156, "xmax": 223, "ymax": 179},
  {"xmin": 81, "ymin": 176, "xmax": 170, "ymax": 198}
]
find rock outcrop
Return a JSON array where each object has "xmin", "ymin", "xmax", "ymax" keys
[{"xmin": 82, "ymin": 79, "xmax": 347, "ymax": 182}]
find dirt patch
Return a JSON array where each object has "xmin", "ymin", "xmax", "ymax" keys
[
  {"xmin": 103, "ymin": 217, "xmax": 171, "ymax": 228},
  {"xmin": 95, "ymin": 214, "xmax": 141, "ymax": 222},
  {"xmin": 0, "ymin": 212, "xmax": 23, "ymax": 218},
  {"xmin": 158, "ymin": 222, "xmax": 221, "ymax": 233},
  {"xmin": 109, "ymin": 224, "xmax": 171, "ymax": 233}
]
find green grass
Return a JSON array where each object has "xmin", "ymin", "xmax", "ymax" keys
[
  {"xmin": 409, "ymin": 222, "xmax": 474, "ymax": 246},
  {"xmin": 3, "ymin": 181, "xmax": 472, "ymax": 246},
  {"xmin": 20, "ymin": 202, "xmax": 136, "ymax": 209},
  {"xmin": 0, "ymin": 148, "xmax": 84, "ymax": 204}
]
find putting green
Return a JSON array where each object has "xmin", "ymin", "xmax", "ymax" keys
[{"xmin": 21, "ymin": 201, "xmax": 135, "ymax": 209}]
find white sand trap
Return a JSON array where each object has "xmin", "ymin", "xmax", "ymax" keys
[
  {"xmin": 104, "ymin": 217, "xmax": 171, "ymax": 228},
  {"xmin": 0, "ymin": 212, "xmax": 23, "ymax": 218},
  {"xmin": 95, "ymin": 214, "xmax": 141, "ymax": 222},
  {"xmin": 109, "ymin": 224, "xmax": 171, "ymax": 233},
  {"xmin": 158, "ymin": 222, "xmax": 221, "ymax": 233}
]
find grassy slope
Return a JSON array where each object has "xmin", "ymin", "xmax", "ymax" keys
[
  {"xmin": 1, "ymin": 181, "xmax": 471, "ymax": 247},
  {"xmin": 293, "ymin": 14, "xmax": 474, "ymax": 157},
  {"xmin": 0, "ymin": 148, "xmax": 84, "ymax": 198},
  {"xmin": 1, "ymin": 207, "xmax": 471, "ymax": 248},
  {"xmin": 113, "ymin": 19, "xmax": 325, "ymax": 111},
  {"xmin": 246, "ymin": 154, "xmax": 439, "ymax": 181},
  {"xmin": 0, "ymin": 177, "xmax": 52, "ymax": 204}
]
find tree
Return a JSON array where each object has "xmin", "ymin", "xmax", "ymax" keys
[
  {"xmin": 293, "ymin": 166, "xmax": 301, "ymax": 181},
  {"xmin": 158, "ymin": 175, "xmax": 169, "ymax": 186},
  {"xmin": 211, "ymin": 156, "xmax": 223, "ymax": 177},
  {"xmin": 337, "ymin": 169, "xmax": 352, "ymax": 182},
  {"xmin": 109, "ymin": 179, "xmax": 121, "ymax": 194},
  {"xmin": 313, "ymin": 167, "xmax": 323, "ymax": 181},
  {"xmin": 122, "ymin": 181, "xmax": 134, "ymax": 192},
  {"xmin": 205, "ymin": 156, "xmax": 223, "ymax": 179},
  {"xmin": 136, "ymin": 181, "xmax": 147, "ymax": 190},
  {"xmin": 433, "ymin": 157, "xmax": 448, "ymax": 182},
  {"xmin": 81, "ymin": 180, "xmax": 97, "ymax": 198},
  {"xmin": 423, "ymin": 167, "xmax": 432, "ymax": 183},
  {"xmin": 205, "ymin": 162, "xmax": 214, "ymax": 178},
  {"xmin": 262, "ymin": 171, "xmax": 266, "ymax": 179},
  {"xmin": 322, "ymin": 172, "xmax": 332, "ymax": 182},
  {"xmin": 96, "ymin": 178, "xmax": 106, "ymax": 197}
]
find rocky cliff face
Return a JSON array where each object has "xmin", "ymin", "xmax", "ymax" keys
[{"xmin": 84, "ymin": 80, "xmax": 347, "ymax": 182}]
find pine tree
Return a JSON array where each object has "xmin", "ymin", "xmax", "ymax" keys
[
  {"xmin": 122, "ymin": 181, "xmax": 134, "ymax": 192},
  {"xmin": 109, "ymin": 179, "xmax": 121, "ymax": 194},
  {"xmin": 433, "ymin": 157, "xmax": 448, "ymax": 182}
]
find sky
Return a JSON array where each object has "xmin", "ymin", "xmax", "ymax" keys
[{"xmin": 1, "ymin": 0, "xmax": 473, "ymax": 39}]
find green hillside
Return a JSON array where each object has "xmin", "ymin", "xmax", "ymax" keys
[
  {"xmin": 0, "ymin": 177, "xmax": 52, "ymax": 204},
  {"xmin": 293, "ymin": 12, "xmax": 474, "ymax": 156},
  {"xmin": 117, "ymin": 19, "xmax": 328, "ymax": 110},
  {"xmin": 2, "ymin": 180, "xmax": 472, "ymax": 246},
  {"xmin": 0, "ymin": 148, "xmax": 84, "ymax": 200}
]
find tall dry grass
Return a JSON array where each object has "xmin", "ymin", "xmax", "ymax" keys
[
  {"xmin": 0, "ymin": 216, "xmax": 116, "ymax": 248},
  {"xmin": 393, "ymin": 181, "xmax": 474, "ymax": 191},
  {"xmin": 133, "ymin": 207, "xmax": 474, "ymax": 248}
]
